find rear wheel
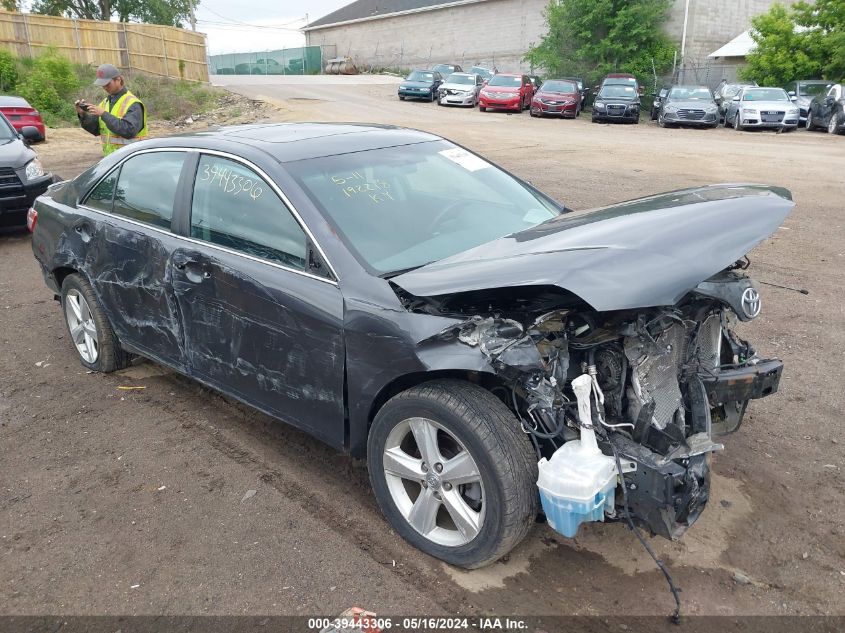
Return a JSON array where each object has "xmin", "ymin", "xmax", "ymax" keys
[
  {"xmin": 367, "ymin": 380, "xmax": 538, "ymax": 569},
  {"xmin": 61, "ymin": 273, "xmax": 128, "ymax": 373}
]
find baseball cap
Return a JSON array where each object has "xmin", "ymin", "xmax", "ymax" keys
[{"xmin": 94, "ymin": 63, "xmax": 121, "ymax": 86}]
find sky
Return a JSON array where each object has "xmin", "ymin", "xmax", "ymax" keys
[{"xmin": 195, "ymin": 0, "xmax": 351, "ymax": 55}]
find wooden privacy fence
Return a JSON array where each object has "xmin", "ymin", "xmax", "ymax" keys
[{"xmin": 0, "ymin": 10, "xmax": 208, "ymax": 82}]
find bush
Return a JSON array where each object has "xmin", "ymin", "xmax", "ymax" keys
[
  {"xmin": 2, "ymin": 49, "xmax": 224, "ymax": 126},
  {"xmin": 0, "ymin": 49, "xmax": 17, "ymax": 92},
  {"xmin": 127, "ymin": 72, "xmax": 222, "ymax": 121}
]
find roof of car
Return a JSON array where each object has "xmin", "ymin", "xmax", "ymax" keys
[
  {"xmin": 150, "ymin": 123, "xmax": 442, "ymax": 163},
  {"xmin": 0, "ymin": 96, "xmax": 31, "ymax": 107}
]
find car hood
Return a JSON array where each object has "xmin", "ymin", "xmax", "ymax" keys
[
  {"xmin": 740, "ymin": 100, "xmax": 794, "ymax": 109},
  {"xmin": 441, "ymin": 82, "xmax": 476, "ymax": 91},
  {"xmin": 536, "ymin": 91, "xmax": 578, "ymax": 99},
  {"xmin": 401, "ymin": 81, "xmax": 434, "ymax": 88},
  {"xmin": 599, "ymin": 94, "xmax": 638, "ymax": 102},
  {"xmin": 667, "ymin": 99, "xmax": 716, "ymax": 109},
  {"xmin": 0, "ymin": 137, "xmax": 34, "ymax": 169},
  {"xmin": 484, "ymin": 86, "xmax": 519, "ymax": 92},
  {"xmin": 392, "ymin": 184, "xmax": 794, "ymax": 312}
]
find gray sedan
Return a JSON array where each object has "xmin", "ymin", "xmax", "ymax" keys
[
  {"xmin": 724, "ymin": 87, "xmax": 800, "ymax": 131},
  {"xmin": 656, "ymin": 85, "xmax": 719, "ymax": 128},
  {"xmin": 437, "ymin": 72, "xmax": 484, "ymax": 107}
]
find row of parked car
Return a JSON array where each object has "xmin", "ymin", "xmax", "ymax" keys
[{"xmin": 398, "ymin": 65, "xmax": 845, "ymax": 134}]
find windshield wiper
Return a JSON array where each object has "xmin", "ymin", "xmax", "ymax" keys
[{"xmin": 381, "ymin": 261, "xmax": 435, "ymax": 279}]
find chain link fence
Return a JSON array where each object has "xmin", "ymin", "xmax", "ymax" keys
[
  {"xmin": 208, "ymin": 46, "xmax": 322, "ymax": 75},
  {"xmin": 649, "ymin": 58, "xmax": 747, "ymax": 92}
]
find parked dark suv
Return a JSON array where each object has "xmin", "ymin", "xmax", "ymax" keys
[{"xmin": 0, "ymin": 112, "xmax": 53, "ymax": 229}]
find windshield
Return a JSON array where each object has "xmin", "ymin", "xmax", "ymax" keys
[
  {"xmin": 286, "ymin": 141, "xmax": 561, "ymax": 275},
  {"xmin": 797, "ymin": 82, "xmax": 829, "ymax": 96},
  {"xmin": 433, "ymin": 65, "xmax": 454, "ymax": 74},
  {"xmin": 541, "ymin": 81, "xmax": 576, "ymax": 93},
  {"xmin": 743, "ymin": 88, "xmax": 789, "ymax": 102},
  {"xmin": 407, "ymin": 71, "xmax": 434, "ymax": 82},
  {"xmin": 668, "ymin": 86, "xmax": 712, "ymax": 100},
  {"xmin": 599, "ymin": 85, "xmax": 637, "ymax": 99},
  {"xmin": 488, "ymin": 75, "xmax": 521, "ymax": 87},
  {"xmin": 469, "ymin": 66, "xmax": 493, "ymax": 79},
  {"xmin": 446, "ymin": 74, "xmax": 475, "ymax": 85}
]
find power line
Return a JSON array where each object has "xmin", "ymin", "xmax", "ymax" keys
[{"xmin": 200, "ymin": 7, "xmax": 305, "ymax": 29}]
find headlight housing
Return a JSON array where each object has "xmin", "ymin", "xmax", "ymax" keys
[
  {"xmin": 25, "ymin": 158, "xmax": 44, "ymax": 180},
  {"xmin": 742, "ymin": 108, "xmax": 757, "ymax": 114},
  {"xmin": 593, "ymin": 101, "xmax": 605, "ymax": 109}
]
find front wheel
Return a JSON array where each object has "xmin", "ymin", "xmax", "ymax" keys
[
  {"xmin": 61, "ymin": 273, "xmax": 128, "ymax": 373},
  {"xmin": 733, "ymin": 112, "xmax": 743, "ymax": 131},
  {"xmin": 805, "ymin": 111, "xmax": 814, "ymax": 129},
  {"xmin": 367, "ymin": 380, "xmax": 538, "ymax": 569},
  {"xmin": 828, "ymin": 112, "xmax": 842, "ymax": 135},
  {"xmin": 479, "ymin": 106, "xmax": 486, "ymax": 112}
]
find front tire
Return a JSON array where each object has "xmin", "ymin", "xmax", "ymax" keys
[
  {"xmin": 367, "ymin": 380, "xmax": 538, "ymax": 569},
  {"xmin": 733, "ymin": 112, "xmax": 743, "ymax": 131},
  {"xmin": 828, "ymin": 112, "xmax": 842, "ymax": 135},
  {"xmin": 61, "ymin": 273, "xmax": 128, "ymax": 373}
]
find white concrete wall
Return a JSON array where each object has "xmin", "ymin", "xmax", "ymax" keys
[{"xmin": 305, "ymin": 0, "xmax": 549, "ymax": 73}]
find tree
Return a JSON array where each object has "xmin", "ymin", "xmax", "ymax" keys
[
  {"xmin": 30, "ymin": 0, "xmax": 198, "ymax": 27},
  {"xmin": 741, "ymin": 0, "xmax": 845, "ymax": 85},
  {"xmin": 525, "ymin": 0, "xmax": 676, "ymax": 87}
]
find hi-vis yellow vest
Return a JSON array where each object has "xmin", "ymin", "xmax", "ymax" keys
[{"xmin": 98, "ymin": 91, "xmax": 147, "ymax": 155}]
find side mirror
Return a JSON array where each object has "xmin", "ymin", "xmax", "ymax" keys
[
  {"xmin": 790, "ymin": 96, "xmax": 798, "ymax": 102},
  {"xmin": 732, "ymin": 96, "xmax": 741, "ymax": 102},
  {"xmin": 788, "ymin": 91, "xmax": 796, "ymax": 97},
  {"xmin": 20, "ymin": 126, "xmax": 40, "ymax": 143}
]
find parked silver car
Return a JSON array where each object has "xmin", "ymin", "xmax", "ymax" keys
[
  {"xmin": 724, "ymin": 87, "xmax": 800, "ymax": 131},
  {"xmin": 437, "ymin": 72, "xmax": 484, "ymax": 107}
]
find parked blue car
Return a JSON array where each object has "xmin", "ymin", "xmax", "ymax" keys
[{"xmin": 398, "ymin": 70, "xmax": 443, "ymax": 102}]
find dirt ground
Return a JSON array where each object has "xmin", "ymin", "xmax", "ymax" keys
[{"xmin": 1, "ymin": 77, "xmax": 844, "ymax": 621}]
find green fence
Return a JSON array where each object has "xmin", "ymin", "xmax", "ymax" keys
[{"xmin": 208, "ymin": 46, "xmax": 322, "ymax": 75}]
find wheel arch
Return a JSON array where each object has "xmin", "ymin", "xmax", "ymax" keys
[
  {"xmin": 349, "ymin": 369, "xmax": 512, "ymax": 458},
  {"xmin": 52, "ymin": 265, "xmax": 81, "ymax": 290}
]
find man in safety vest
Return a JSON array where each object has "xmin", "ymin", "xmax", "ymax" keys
[{"xmin": 75, "ymin": 63, "xmax": 147, "ymax": 156}]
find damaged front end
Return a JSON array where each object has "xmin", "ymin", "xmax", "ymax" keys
[{"xmin": 411, "ymin": 268, "xmax": 782, "ymax": 540}]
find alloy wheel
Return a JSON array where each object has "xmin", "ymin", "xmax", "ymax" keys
[
  {"xmin": 828, "ymin": 113, "xmax": 840, "ymax": 134},
  {"xmin": 64, "ymin": 289, "xmax": 99, "ymax": 363},
  {"xmin": 382, "ymin": 416, "xmax": 485, "ymax": 547}
]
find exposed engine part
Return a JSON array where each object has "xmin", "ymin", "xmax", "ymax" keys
[
  {"xmin": 424, "ymin": 269, "xmax": 781, "ymax": 544},
  {"xmin": 624, "ymin": 319, "xmax": 686, "ymax": 431}
]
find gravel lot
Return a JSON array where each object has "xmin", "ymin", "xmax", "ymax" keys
[{"xmin": 2, "ymin": 76, "xmax": 844, "ymax": 619}]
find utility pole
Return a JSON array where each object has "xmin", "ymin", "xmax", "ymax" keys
[{"xmin": 189, "ymin": 4, "xmax": 196, "ymax": 31}]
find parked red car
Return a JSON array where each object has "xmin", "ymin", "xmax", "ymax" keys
[
  {"xmin": 0, "ymin": 96, "xmax": 45, "ymax": 142},
  {"xmin": 530, "ymin": 79, "xmax": 581, "ymax": 118},
  {"xmin": 478, "ymin": 73, "xmax": 534, "ymax": 112}
]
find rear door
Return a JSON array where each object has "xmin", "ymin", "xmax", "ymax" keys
[
  {"xmin": 171, "ymin": 151, "xmax": 346, "ymax": 446},
  {"xmin": 79, "ymin": 149, "xmax": 191, "ymax": 370}
]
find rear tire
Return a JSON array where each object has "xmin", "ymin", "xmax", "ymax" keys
[
  {"xmin": 367, "ymin": 380, "xmax": 538, "ymax": 569},
  {"xmin": 60, "ymin": 273, "xmax": 129, "ymax": 373}
]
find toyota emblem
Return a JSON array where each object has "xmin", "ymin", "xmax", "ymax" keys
[{"xmin": 741, "ymin": 287, "xmax": 761, "ymax": 319}]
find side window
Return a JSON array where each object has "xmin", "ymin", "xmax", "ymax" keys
[
  {"xmin": 191, "ymin": 155, "xmax": 307, "ymax": 269},
  {"xmin": 112, "ymin": 152, "xmax": 185, "ymax": 230},
  {"xmin": 85, "ymin": 170, "xmax": 119, "ymax": 213}
]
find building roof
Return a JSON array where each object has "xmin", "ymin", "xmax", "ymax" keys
[
  {"xmin": 304, "ymin": 0, "xmax": 482, "ymax": 30},
  {"xmin": 708, "ymin": 30, "xmax": 756, "ymax": 58}
]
